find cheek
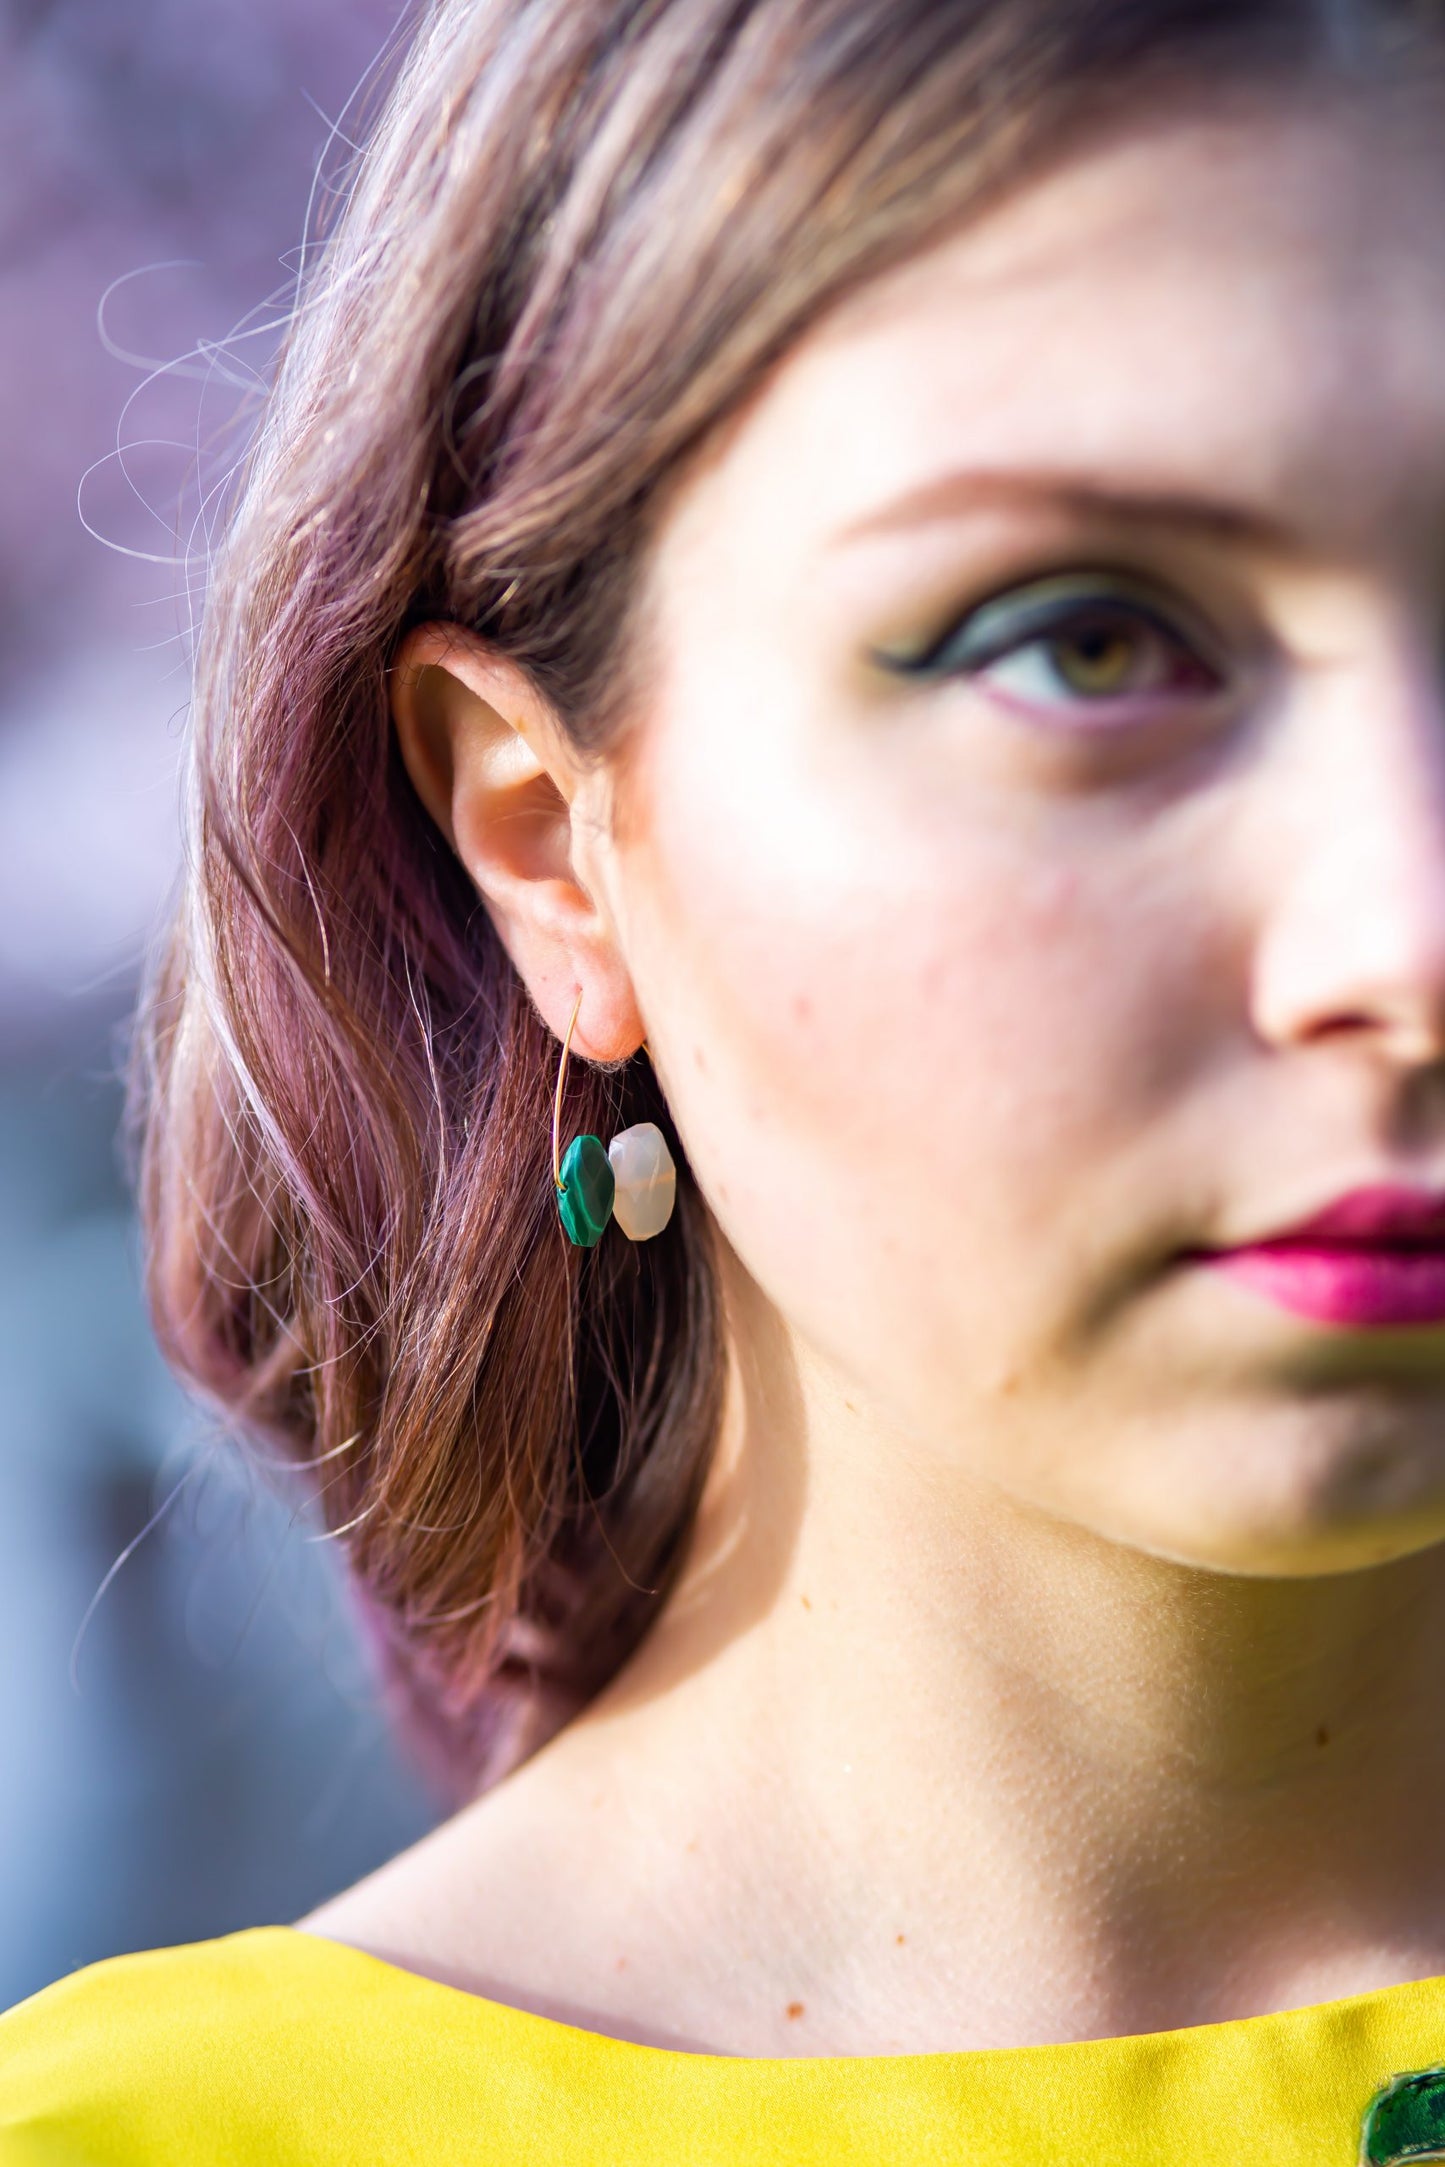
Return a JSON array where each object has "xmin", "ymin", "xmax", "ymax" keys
[{"xmin": 623, "ymin": 693, "xmax": 1212, "ymax": 1433}]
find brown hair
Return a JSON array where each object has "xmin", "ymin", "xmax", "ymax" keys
[{"xmin": 132, "ymin": 0, "xmax": 1440, "ymax": 1801}]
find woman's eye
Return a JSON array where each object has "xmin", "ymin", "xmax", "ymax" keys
[{"xmin": 880, "ymin": 573, "xmax": 1226, "ymax": 716}]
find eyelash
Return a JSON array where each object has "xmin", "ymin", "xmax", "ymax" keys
[{"xmin": 878, "ymin": 572, "xmax": 1228, "ymax": 718}]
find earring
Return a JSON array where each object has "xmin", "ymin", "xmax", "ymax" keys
[{"xmin": 552, "ymin": 990, "xmax": 677, "ymax": 1247}]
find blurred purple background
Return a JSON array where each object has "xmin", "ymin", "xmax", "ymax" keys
[{"xmin": 0, "ymin": 0, "xmax": 439, "ymax": 2008}]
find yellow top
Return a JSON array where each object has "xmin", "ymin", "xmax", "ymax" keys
[{"xmin": 3, "ymin": 1924, "xmax": 1445, "ymax": 2164}]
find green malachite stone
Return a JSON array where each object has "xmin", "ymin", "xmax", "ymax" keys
[
  {"xmin": 557, "ymin": 1133, "xmax": 615, "ymax": 1247},
  {"xmin": 1362, "ymin": 2067, "xmax": 1445, "ymax": 2164}
]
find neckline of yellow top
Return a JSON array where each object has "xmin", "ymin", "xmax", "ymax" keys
[
  {"xmin": 12, "ymin": 1928, "xmax": 1445, "ymax": 2164},
  {"xmin": 294, "ymin": 1924, "xmax": 742, "ymax": 2056},
  {"xmin": 288, "ymin": 1922, "xmax": 1444, "ymax": 2065}
]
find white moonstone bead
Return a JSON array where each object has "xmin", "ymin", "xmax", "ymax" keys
[{"xmin": 607, "ymin": 1122, "xmax": 677, "ymax": 1241}]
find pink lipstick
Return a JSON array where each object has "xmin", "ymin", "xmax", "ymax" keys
[{"xmin": 1185, "ymin": 1184, "xmax": 1445, "ymax": 1327}]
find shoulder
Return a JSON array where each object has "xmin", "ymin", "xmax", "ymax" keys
[
  {"xmin": 0, "ymin": 1925, "xmax": 531, "ymax": 2166},
  {"xmin": 0, "ymin": 1923, "xmax": 653, "ymax": 2165},
  {"xmin": 0, "ymin": 1930, "xmax": 326, "ymax": 2164}
]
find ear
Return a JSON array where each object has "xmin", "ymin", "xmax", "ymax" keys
[{"xmin": 389, "ymin": 622, "xmax": 643, "ymax": 1060}]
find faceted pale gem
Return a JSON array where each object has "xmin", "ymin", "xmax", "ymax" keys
[
  {"xmin": 607, "ymin": 1122, "xmax": 677, "ymax": 1241},
  {"xmin": 557, "ymin": 1133, "xmax": 615, "ymax": 1247}
]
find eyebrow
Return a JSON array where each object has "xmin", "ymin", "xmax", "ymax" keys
[{"xmin": 830, "ymin": 466, "xmax": 1295, "ymax": 550}]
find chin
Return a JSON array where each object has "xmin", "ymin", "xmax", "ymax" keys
[
  {"xmin": 1073, "ymin": 1390, "xmax": 1445, "ymax": 1579},
  {"xmin": 1144, "ymin": 1448, "xmax": 1445, "ymax": 1579}
]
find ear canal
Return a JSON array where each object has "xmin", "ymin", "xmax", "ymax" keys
[{"xmin": 607, "ymin": 1123, "xmax": 677, "ymax": 1241}]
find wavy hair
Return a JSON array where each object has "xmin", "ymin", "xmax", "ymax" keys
[{"xmin": 131, "ymin": 0, "xmax": 1442, "ymax": 1800}]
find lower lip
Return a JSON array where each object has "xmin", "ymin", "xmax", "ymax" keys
[{"xmin": 1193, "ymin": 1245, "xmax": 1445, "ymax": 1326}]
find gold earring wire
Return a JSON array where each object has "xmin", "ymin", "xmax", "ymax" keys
[{"xmin": 552, "ymin": 988, "xmax": 584, "ymax": 1193}]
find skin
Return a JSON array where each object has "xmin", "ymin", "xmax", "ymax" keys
[{"xmin": 300, "ymin": 79, "xmax": 1445, "ymax": 2055}]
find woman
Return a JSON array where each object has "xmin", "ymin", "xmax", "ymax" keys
[{"xmin": 6, "ymin": 0, "xmax": 1445, "ymax": 2156}]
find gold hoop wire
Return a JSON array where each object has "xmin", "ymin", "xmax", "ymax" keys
[{"xmin": 552, "ymin": 988, "xmax": 584, "ymax": 1193}]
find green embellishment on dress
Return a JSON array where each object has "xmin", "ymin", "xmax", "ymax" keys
[
  {"xmin": 1362, "ymin": 2066, "xmax": 1445, "ymax": 2164},
  {"xmin": 557, "ymin": 1133, "xmax": 615, "ymax": 1246}
]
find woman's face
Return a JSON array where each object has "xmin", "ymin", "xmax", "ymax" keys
[{"xmin": 596, "ymin": 81, "xmax": 1445, "ymax": 1577}]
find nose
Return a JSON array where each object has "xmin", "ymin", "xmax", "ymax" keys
[{"xmin": 1250, "ymin": 638, "xmax": 1445, "ymax": 1072}]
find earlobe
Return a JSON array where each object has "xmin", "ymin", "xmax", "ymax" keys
[{"xmin": 388, "ymin": 622, "xmax": 644, "ymax": 1061}]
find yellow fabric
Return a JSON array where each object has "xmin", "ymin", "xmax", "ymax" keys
[{"xmin": 3, "ymin": 1924, "xmax": 1445, "ymax": 2163}]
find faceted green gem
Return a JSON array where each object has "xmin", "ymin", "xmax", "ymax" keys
[
  {"xmin": 556, "ymin": 1134, "xmax": 615, "ymax": 1247},
  {"xmin": 1362, "ymin": 2067, "xmax": 1445, "ymax": 2163}
]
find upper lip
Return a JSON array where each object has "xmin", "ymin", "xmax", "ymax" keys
[{"xmin": 1215, "ymin": 1184, "xmax": 1445, "ymax": 1251}]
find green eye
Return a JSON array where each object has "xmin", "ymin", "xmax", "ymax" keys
[{"xmin": 880, "ymin": 572, "xmax": 1225, "ymax": 715}]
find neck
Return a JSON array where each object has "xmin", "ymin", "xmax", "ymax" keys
[{"xmin": 571, "ymin": 1252, "xmax": 1445, "ymax": 2052}]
